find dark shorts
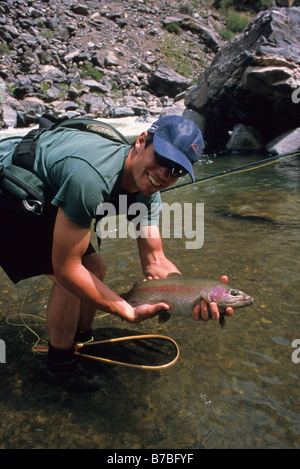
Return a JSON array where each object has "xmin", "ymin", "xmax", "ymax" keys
[{"xmin": 0, "ymin": 192, "xmax": 95, "ymax": 283}]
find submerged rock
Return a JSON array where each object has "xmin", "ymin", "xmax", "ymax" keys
[{"xmin": 217, "ymin": 190, "xmax": 300, "ymax": 226}]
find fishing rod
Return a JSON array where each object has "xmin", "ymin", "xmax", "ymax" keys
[{"xmin": 161, "ymin": 149, "xmax": 300, "ymax": 193}]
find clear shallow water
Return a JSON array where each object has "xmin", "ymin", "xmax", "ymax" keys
[{"xmin": 0, "ymin": 152, "xmax": 300, "ymax": 449}]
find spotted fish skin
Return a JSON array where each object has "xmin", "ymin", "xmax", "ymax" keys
[{"xmin": 121, "ymin": 276, "xmax": 254, "ymax": 327}]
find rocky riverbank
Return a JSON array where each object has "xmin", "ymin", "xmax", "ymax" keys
[
  {"xmin": 0, "ymin": 1, "xmax": 299, "ymax": 154},
  {"xmin": 0, "ymin": 0, "xmax": 224, "ymax": 128}
]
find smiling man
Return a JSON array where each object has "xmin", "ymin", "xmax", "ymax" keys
[{"xmin": 0, "ymin": 114, "xmax": 233, "ymax": 390}]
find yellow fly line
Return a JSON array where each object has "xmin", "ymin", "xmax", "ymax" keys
[{"xmin": 161, "ymin": 150, "xmax": 300, "ymax": 193}]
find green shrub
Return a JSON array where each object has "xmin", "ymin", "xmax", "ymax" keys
[
  {"xmin": 255, "ymin": 0, "xmax": 274, "ymax": 10},
  {"xmin": 160, "ymin": 34, "xmax": 205, "ymax": 79},
  {"xmin": 41, "ymin": 81, "xmax": 50, "ymax": 96},
  {"xmin": 80, "ymin": 62, "xmax": 104, "ymax": 81},
  {"xmin": 40, "ymin": 29, "xmax": 54, "ymax": 40},
  {"xmin": 165, "ymin": 22, "xmax": 181, "ymax": 35},
  {"xmin": 226, "ymin": 8, "xmax": 249, "ymax": 32},
  {"xmin": 0, "ymin": 43, "xmax": 10, "ymax": 55},
  {"xmin": 179, "ymin": 2, "xmax": 194, "ymax": 15},
  {"xmin": 214, "ymin": 0, "xmax": 276, "ymax": 11},
  {"xmin": 218, "ymin": 2, "xmax": 250, "ymax": 39}
]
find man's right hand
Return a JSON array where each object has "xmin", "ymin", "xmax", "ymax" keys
[{"xmin": 124, "ymin": 302, "xmax": 170, "ymax": 323}]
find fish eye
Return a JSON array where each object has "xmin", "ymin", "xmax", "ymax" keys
[{"xmin": 230, "ymin": 289, "xmax": 240, "ymax": 296}]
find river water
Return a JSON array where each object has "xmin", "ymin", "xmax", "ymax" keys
[{"xmin": 0, "ymin": 135, "xmax": 300, "ymax": 448}]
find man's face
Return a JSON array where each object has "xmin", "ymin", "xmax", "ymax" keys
[{"xmin": 129, "ymin": 134, "xmax": 179, "ymax": 196}]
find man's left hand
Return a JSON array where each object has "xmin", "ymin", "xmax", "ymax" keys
[{"xmin": 192, "ymin": 275, "xmax": 234, "ymax": 322}]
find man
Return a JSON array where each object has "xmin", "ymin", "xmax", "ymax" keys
[{"xmin": 0, "ymin": 115, "xmax": 233, "ymax": 390}]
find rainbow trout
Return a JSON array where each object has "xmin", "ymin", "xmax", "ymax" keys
[{"xmin": 121, "ymin": 276, "xmax": 254, "ymax": 327}]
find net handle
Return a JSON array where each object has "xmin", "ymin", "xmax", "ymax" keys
[{"xmin": 32, "ymin": 334, "xmax": 180, "ymax": 370}]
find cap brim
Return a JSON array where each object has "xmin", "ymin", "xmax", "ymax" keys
[{"xmin": 153, "ymin": 134, "xmax": 195, "ymax": 181}]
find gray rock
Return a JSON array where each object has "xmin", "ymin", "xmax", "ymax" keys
[
  {"xmin": 266, "ymin": 127, "xmax": 300, "ymax": 154},
  {"xmin": 148, "ymin": 67, "xmax": 192, "ymax": 98},
  {"xmin": 64, "ymin": 48, "xmax": 82, "ymax": 62},
  {"xmin": 71, "ymin": 4, "xmax": 89, "ymax": 16},
  {"xmin": 181, "ymin": 17, "xmax": 220, "ymax": 53},
  {"xmin": 1, "ymin": 103, "xmax": 17, "ymax": 127},
  {"xmin": 182, "ymin": 108, "xmax": 206, "ymax": 135},
  {"xmin": 111, "ymin": 106, "xmax": 135, "ymax": 118},
  {"xmin": 81, "ymin": 79, "xmax": 111, "ymax": 94},
  {"xmin": 17, "ymin": 97, "xmax": 46, "ymax": 125},
  {"xmin": 82, "ymin": 93, "xmax": 106, "ymax": 116},
  {"xmin": 104, "ymin": 51, "xmax": 120, "ymax": 67},
  {"xmin": 185, "ymin": 8, "xmax": 300, "ymax": 151},
  {"xmin": 226, "ymin": 124, "xmax": 264, "ymax": 152},
  {"xmin": 46, "ymin": 85, "xmax": 64, "ymax": 102},
  {"xmin": 163, "ymin": 16, "xmax": 183, "ymax": 27},
  {"xmin": 39, "ymin": 65, "xmax": 66, "ymax": 81},
  {"xmin": 0, "ymin": 77, "xmax": 5, "ymax": 104}
]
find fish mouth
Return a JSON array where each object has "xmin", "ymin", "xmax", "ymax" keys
[
  {"xmin": 147, "ymin": 173, "xmax": 162, "ymax": 187},
  {"xmin": 226, "ymin": 297, "xmax": 255, "ymax": 308}
]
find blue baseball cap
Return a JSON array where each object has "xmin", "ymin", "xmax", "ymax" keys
[{"xmin": 147, "ymin": 115, "xmax": 204, "ymax": 181}]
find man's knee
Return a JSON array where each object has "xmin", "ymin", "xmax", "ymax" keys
[{"xmin": 83, "ymin": 253, "xmax": 106, "ymax": 281}]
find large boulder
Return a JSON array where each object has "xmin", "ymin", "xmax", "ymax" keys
[
  {"xmin": 148, "ymin": 67, "xmax": 192, "ymax": 98},
  {"xmin": 185, "ymin": 8, "xmax": 300, "ymax": 151}
]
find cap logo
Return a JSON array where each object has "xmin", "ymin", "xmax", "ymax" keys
[
  {"xmin": 148, "ymin": 124, "xmax": 158, "ymax": 133},
  {"xmin": 191, "ymin": 143, "xmax": 203, "ymax": 156}
]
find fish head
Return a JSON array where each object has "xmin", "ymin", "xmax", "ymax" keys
[{"xmin": 209, "ymin": 284, "xmax": 254, "ymax": 310}]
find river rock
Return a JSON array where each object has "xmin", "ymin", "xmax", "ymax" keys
[
  {"xmin": 266, "ymin": 127, "xmax": 300, "ymax": 154},
  {"xmin": 226, "ymin": 124, "xmax": 264, "ymax": 152},
  {"xmin": 180, "ymin": 17, "xmax": 220, "ymax": 53},
  {"xmin": 1, "ymin": 103, "xmax": 17, "ymax": 128},
  {"xmin": 182, "ymin": 108, "xmax": 206, "ymax": 135},
  {"xmin": 148, "ymin": 67, "xmax": 192, "ymax": 98},
  {"xmin": 185, "ymin": 8, "xmax": 300, "ymax": 151},
  {"xmin": 218, "ymin": 190, "xmax": 300, "ymax": 226}
]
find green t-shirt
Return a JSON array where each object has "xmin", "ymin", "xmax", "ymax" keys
[{"xmin": 31, "ymin": 127, "xmax": 161, "ymax": 228}]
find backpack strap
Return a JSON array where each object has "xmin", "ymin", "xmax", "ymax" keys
[
  {"xmin": 12, "ymin": 113, "xmax": 130, "ymax": 172},
  {"xmin": 57, "ymin": 118, "xmax": 131, "ymax": 145},
  {"xmin": 12, "ymin": 128, "xmax": 44, "ymax": 171},
  {"xmin": 12, "ymin": 114, "xmax": 67, "ymax": 171}
]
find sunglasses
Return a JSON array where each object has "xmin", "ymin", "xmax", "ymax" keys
[{"xmin": 154, "ymin": 151, "xmax": 188, "ymax": 178}]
